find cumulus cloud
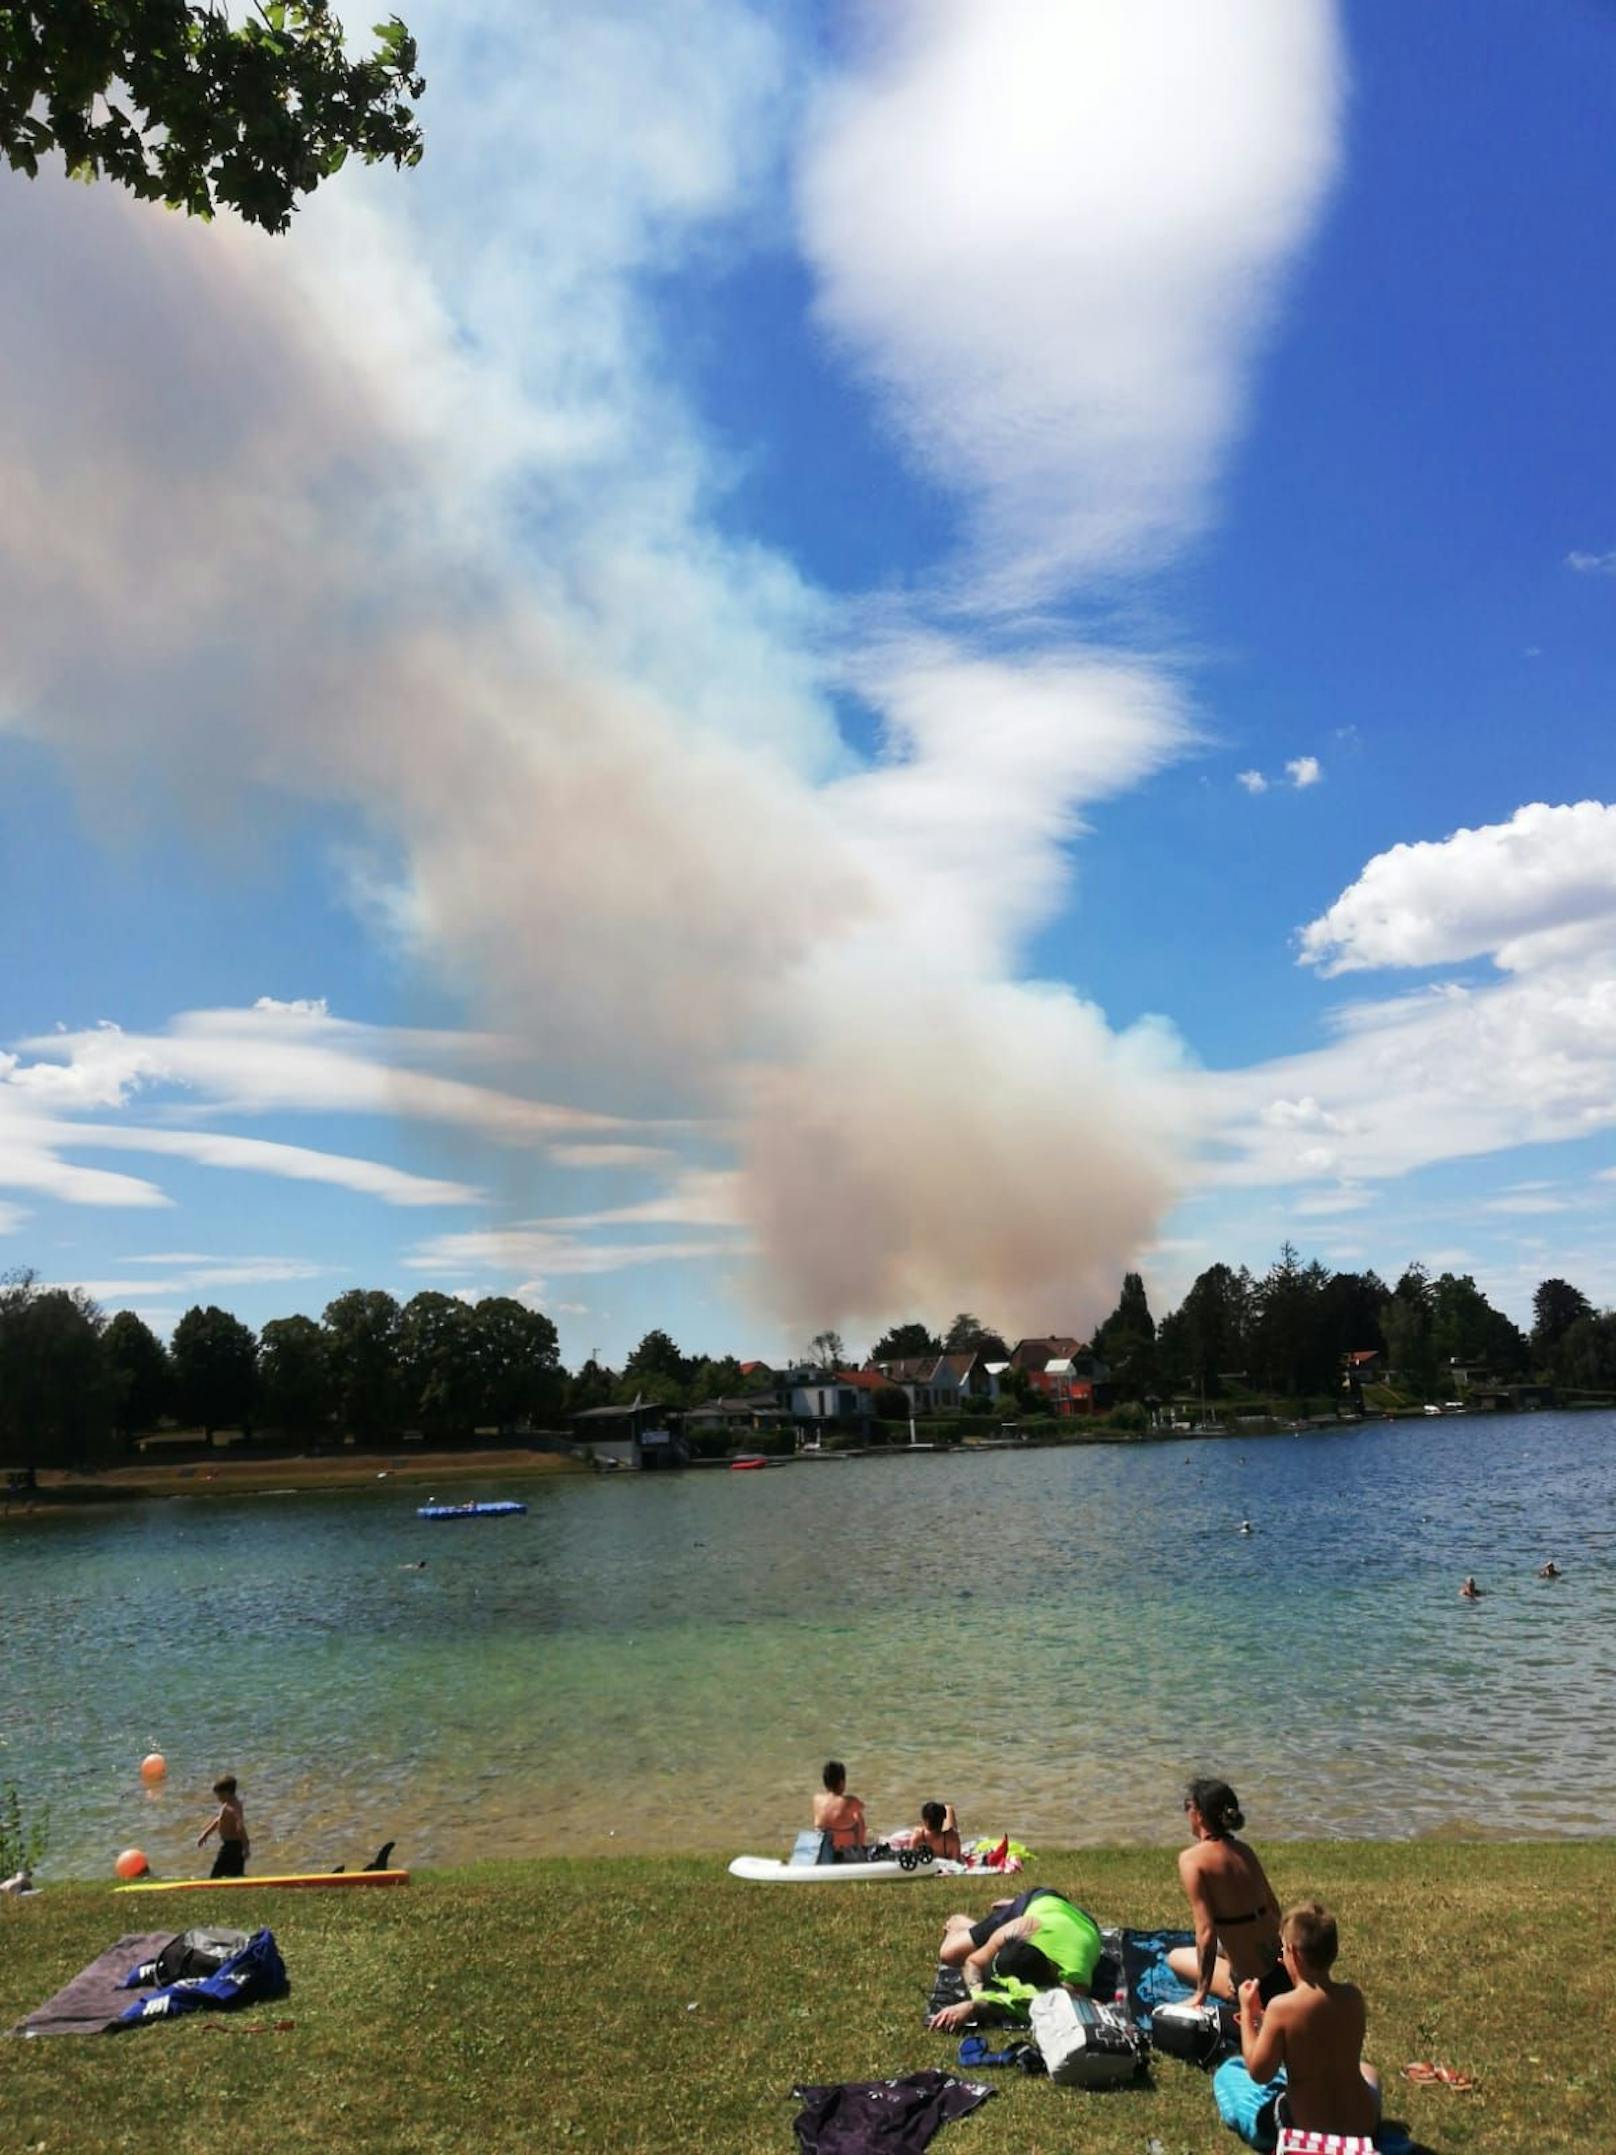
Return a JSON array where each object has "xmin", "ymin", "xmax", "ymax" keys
[
  {"xmin": 1201, "ymin": 804, "xmax": 1616, "ymax": 1194},
  {"xmin": 1286, "ymin": 755, "xmax": 1322, "ymax": 788},
  {"xmin": 1298, "ymin": 801, "xmax": 1616, "ymax": 976},
  {"xmin": 0, "ymin": 0, "xmax": 1341, "ymax": 1329},
  {"xmin": 1237, "ymin": 769, "xmax": 1270, "ymax": 795},
  {"xmin": 1566, "ymin": 549, "xmax": 1616, "ymax": 576},
  {"xmin": 797, "ymin": 0, "xmax": 1341, "ymax": 600}
]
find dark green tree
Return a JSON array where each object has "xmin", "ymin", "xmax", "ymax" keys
[
  {"xmin": 1, "ymin": 0, "xmax": 424, "ymax": 234},
  {"xmin": 872, "ymin": 1383, "xmax": 911, "ymax": 1420},
  {"xmin": 0, "ymin": 1270, "xmax": 112, "ymax": 1472},
  {"xmin": 870, "ymin": 1321, "xmax": 940, "ymax": 1362},
  {"xmin": 1093, "ymin": 1271, "xmax": 1157, "ymax": 1398},
  {"xmin": 397, "ymin": 1291, "xmax": 480, "ymax": 1439},
  {"xmin": 1550, "ymin": 1310, "xmax": 1616, "ymax": 1393},
  {"xmin": 942, "ymin": 1312, "xmax": 1009, "ymax": 1359},
  {"xmin": 1531, "ymin": 1278, "xmax": 1593, "ymax": 1366},
  {"xmin": 688, "ymin": 1354, "xmax": 746, "ymax": 1403},
  {"xmin": 1429, "ymin": 1273, "xmax": 1528, "ymax": 1378},
  {"xmin": 471, "ymin": 1296, "xmax": 561, "ymax": 1431},
  {"xmin": 257, "ymin": 1313, "xmax": 334, "ymax": 1434},
  {"xmin": 806, "ymin": 1330, "xmax": 846, "ymax": 1369},
  {"xmin": 565, "ymin": 1357, "xmax": 616, "ymax": 1414},
  {"xmin": 102, "ymin": 1307, "xmax": 171, "ymax": 1444},
  {"xmin": 623, "ymin": 1330, "xmax": 689, "ymax": 1387},
  {"xmin": 1381, "ymin": 1265, "xmax": 1438, "ymax": 1399},
  {"xmin": 1156, "ymin": 1262, "xmax": 1252, "ymax": 1396},
  {"xmin": 321, "ymin": 1287, "xmax": 401, "ymax": 1440},
  {"xmin": 170, "ymin": 1303, "xmax": 257, "ymax": 1438}
]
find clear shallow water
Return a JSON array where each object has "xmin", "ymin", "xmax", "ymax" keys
[{"xmin": 3, "ymin": 1412, "xmax": 1613, "ymax": 1877}]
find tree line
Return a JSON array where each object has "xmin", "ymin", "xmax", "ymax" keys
[
  {"xmin": 0, "ymin": 1273, "xmax": 562, "ymax": 1474},
  {"xmin": 4, "ymin": 1248, "xmax": 1613, "ymax": 1477}
]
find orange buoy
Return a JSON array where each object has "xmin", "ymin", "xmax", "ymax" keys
[
  {"xmin": 139, "ymin": 1753, "xmax": 167, "ymax": 1784},
  {"xmin": 115, "ymin": 1848, "xmax": 149, "ymax": 1881}
]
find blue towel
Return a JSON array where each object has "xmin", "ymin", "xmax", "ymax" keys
[{"xmin": 116, "ymin": 1928, "xmax": 288, "ymax": 2026}]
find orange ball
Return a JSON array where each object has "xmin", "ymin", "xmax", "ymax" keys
[
  {"xmin": 115, "ymin": 1848, "xmax": 149, "ymax": 1881},
  {"xmin": 139, "ymin": 1753, "xmax": 167, "ymax": 1783}
]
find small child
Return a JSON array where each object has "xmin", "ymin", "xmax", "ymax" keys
[
  {"xmin": 915, "ymin": 1800, "xmax": 961, "ymax": 1861},
  {"xmin": 1219, "ymin": 1900, "xmax": 1381, "ymax": 2149},
  {"xmin": 197, "ymin": 1775, "xmax": 250, "ymax": 1879}
]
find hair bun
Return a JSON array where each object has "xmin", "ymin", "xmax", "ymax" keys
[{"xmin": 1226, "ymin": 1805, "xmax": 1245, "ymax": 1830}]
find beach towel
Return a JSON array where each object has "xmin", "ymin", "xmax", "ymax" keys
[
  {"xmin": 6, "ymin": 1934, "xmax": 173, "ymax": 2039},
  {"xmin": 792, "ymin": 2070, "xmax": 995, "ymax": 2154},
  {"xmin": 115, "ymin": 1927, "xmax": 288, "ymax": 2026}
]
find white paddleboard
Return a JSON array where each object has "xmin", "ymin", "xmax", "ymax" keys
[{"xmin": 728, "ymin": 1854, "xmax": 933, "ymax": 1883}]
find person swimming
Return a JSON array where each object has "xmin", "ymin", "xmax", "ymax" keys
[
  {"xmin": 1459, "ymin": 1576, "xmax": 1483, "ymax": 1600},
  {"xmin": 1537, "ymin": 1561, "xmax": 1561, "ymax": 1579}
]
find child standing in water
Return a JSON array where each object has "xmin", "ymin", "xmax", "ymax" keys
[{"xmin": 197, "ymin": 1775, "xmax": 249, "ymax": 1878}]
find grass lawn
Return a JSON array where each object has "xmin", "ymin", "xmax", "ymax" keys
[{"xmin": 3, "ymin": 1845, "xmax": 1610, "ymax": 2153}]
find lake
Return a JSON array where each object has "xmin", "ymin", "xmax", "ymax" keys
[{"xmin": 3, "ymin": 1411, "xmax": 1613, "ymax": 1878}]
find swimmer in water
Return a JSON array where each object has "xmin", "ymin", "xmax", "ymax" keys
[
  {"xmin": 1238, "ymin": 1520, "xmax": 1254, "ymax": 1535},
  {"xmin": 1537, "ymin": 1561, "xmax": 1561, "ymax": 1579},
  {"xmin": 1459, "ymin": 1576, "xmax": 1482, "ymax": 1600}
]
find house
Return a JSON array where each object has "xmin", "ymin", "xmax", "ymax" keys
[
  {"xmin": 783, "ymin": 1365, "xmax": 878, "ymax": 1430},
  {"xmin": 1008, "ymin": 1335, "xmax": 1087, "ymax": 1374},
  {"xmin": 685, "ymin": 1393, "xmax": 792, "ymax": 1436},
  {"xmin": 569, "ymin": 1397, "xmax": 688, "ymax": 1469},
  {"xmin": 1343, "ymin": 1349, "xmax": 1384, "ymax": 1382},
  {"xmin": 865, "ymin": 1350, "xmax": 998, "ymax": 1413},
  {"xmin": 1028, "ymin": 1356, "xmax": 1102, "ymax": 1417}
]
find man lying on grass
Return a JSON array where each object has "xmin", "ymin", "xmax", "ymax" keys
[
  {"xmin": 927, "ymin": 1886, "xmax": 1103, "ymax": 2031},
  {"xmin": 1222, "ymin": 1900, "xmax": 1382, "ymax": 2148}
]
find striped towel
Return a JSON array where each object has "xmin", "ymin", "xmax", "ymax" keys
[{"xmin": 1276, "ymin": 2133, "xmax": 1376, "ymax": 2154}]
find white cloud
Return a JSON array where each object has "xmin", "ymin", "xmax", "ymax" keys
[
  {"xmin": 0, "ymin": 1200, "xmax": 28, "ymax": 1234},
  {"xmin": 1566, "ymin": 549, "xmax": 1616, "ymax": 576},
  {"xmin": 1286, "ymin": 754, "xmax": 1322, "ymax": 788},
  {"xmin": 548, "ymin": 1144, "xmax": 677, "ymax": 1170},
  {"xmin": 797, "ymin": 0, "xmax": 1341, "ymax": 600},
  {"xmin": 408, "ymin": 1229, "xmax": 744, "ymax": 1278},
  {"xmin": 1480, "ymin": 1194, "xmax": 1573, "ymax": 1215},
  {"xmin": 62, "ymin": 1257, "xmax": 325, "ymax": 1300},
  {"xmin": 1237, "ymin": 769, "xmax": 1269, "ymax": 794},
  {"xmin": 1298, "ymin": 801, "xmax": 1616, "ymax": 976},
  {"xmin": 540, "ymin": 1169, "xmax": 746, "ymax": 1230}
]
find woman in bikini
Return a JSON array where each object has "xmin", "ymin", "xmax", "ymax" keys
[{"xmin": 1167, "ymin": 1777, "xmax": 1287, "ymax": 2009}]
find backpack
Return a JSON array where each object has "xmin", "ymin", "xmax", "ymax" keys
[
  {"xmin": 153, "ymin": 1928, "xmax": 253, "ymax": 1986},
  {"xmin": 1028, "ymin": 1989, "xmax": 1146, "ymax": 2087}
]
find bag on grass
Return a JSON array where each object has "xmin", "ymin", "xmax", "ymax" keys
[
  {"xmin": 124, "ymin": 1929, "xmax": 252, "ymax": 1989},
  {"xmin": 1151, "ymin": 1998, "xmax": 1232, "ymax": 2067},
  {"xmin": 1028, "ymin": 1989, "xmax": 1146, "ymax": 2088}
]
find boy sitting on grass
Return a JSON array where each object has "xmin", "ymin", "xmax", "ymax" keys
[{"xmin": 1217, "ymin": 1900, "xmax": 1381, "ymax": 2149}]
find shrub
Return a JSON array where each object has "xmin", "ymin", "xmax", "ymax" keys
[{"xmin": 0, "ymin": 1784, "xmax": 48, "ymax": 1879}]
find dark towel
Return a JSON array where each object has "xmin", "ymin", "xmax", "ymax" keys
[
  {"xmin": 115, "ymin": 1927, "xmax": 288, "ymax": 2027},
  {"xmin": 7, "ymin": 1934, "xmax": 173, "ymax": 2039},
  {"xmin": 791, "ymin": 2069, "xmax": 994, "ymax": 2154}
]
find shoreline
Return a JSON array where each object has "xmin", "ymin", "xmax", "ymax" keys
[{"xmin": 5, "ymin": 1445, "xmax": 588, "ymax": 1510}]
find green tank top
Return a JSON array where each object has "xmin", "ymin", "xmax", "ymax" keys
[{"xmin": 1025, "ymin": 1896, "xmax": 1103, "ymax": 1985}]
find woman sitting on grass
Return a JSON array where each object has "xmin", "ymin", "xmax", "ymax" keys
[
  {"xmin": 1168, "ymin": 1777, "xmax": 1286, "ymax": 2009},
  {"xmin": 914, "ymin": 1801, "xmax": 961, "ymax": 1861}
]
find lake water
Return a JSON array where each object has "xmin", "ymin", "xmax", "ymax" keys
[{"xmin": 4, "ymin": 1411, "xmax": 1613, "ymax": 1877}]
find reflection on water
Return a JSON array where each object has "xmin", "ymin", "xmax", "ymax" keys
[{"xmin": 4, "ymin": 1412, "xmax": 1613, "ymax": 1874}]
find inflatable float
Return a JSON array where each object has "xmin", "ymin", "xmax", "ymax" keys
[
  {"xmin": 117, "ymin": 1869, "xmax": 410, "ymax": 1894},
  {"xmin": 417, "ymin": 1500, "xmax": 527, "ymax": 1520},
  {"xmin": 727, "ymin": 1853, "xmax": 938, "ymax": 1882},
  {"xmin": 729, "ymin": 1828, "xmax": 944, "ymax": 1883}
]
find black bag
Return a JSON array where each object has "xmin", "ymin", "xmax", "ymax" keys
[
  {"xmin": 153, "ymin": 1927, "xmax": 252, "ymax": 1986},
  {"xmin": 1151, "ymin": 1998, "xmax": 1232, "ymax": 2067}
]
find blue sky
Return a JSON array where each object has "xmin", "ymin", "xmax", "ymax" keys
[{"xmin": 2, "ymin": 0, "xmax": 1614, "ymax": 1364}]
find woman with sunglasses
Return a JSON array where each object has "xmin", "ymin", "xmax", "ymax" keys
[{"xmin": 1166, "ymin": 1777, "xmax": 1288, "ymax": 2010}]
